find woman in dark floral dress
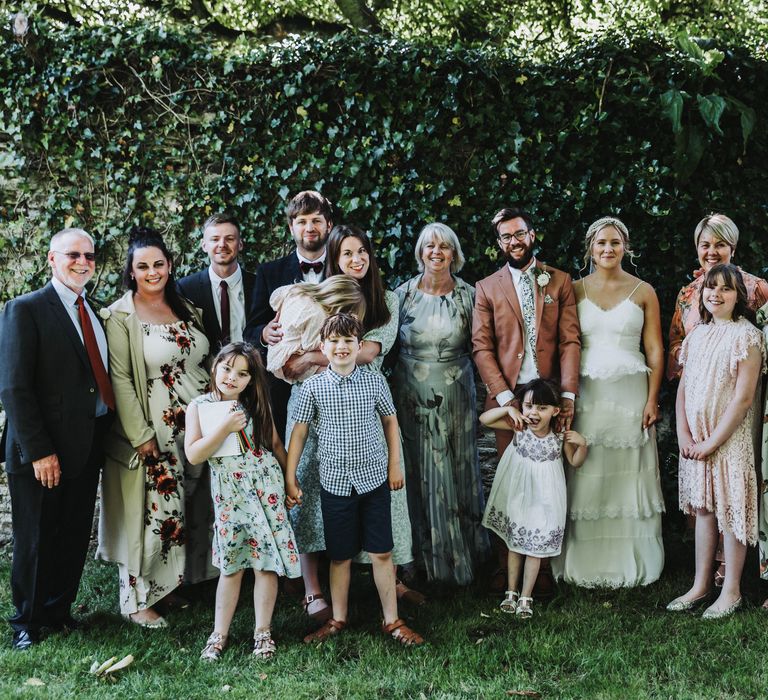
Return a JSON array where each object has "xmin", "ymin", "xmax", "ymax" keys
[{"xmin": 97, "ymin": 229, "xmax": 212, "ymax": 628}]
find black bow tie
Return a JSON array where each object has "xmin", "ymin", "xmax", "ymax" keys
[{"xmin": 300, "ymin": 260, "xmax": 324, "ymax": 274}]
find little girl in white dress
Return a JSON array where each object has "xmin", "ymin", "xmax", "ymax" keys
[
  {"xmin": 482, "ymin": 379, "xmax": 587, "ymax": 618},
  {"xmin": 267, "ymin": 276, "xmax": 365, "ymax": 383}
]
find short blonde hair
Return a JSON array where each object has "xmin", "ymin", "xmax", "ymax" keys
[
  {"xmin": 694, "ymin": 213, "xmax": 738, "ymax": 250},
  {"xmin": 583, "ymin": 216, "xmax": 636, "ymax": 268},
  {"xmin": 414, "ymin": 222, "xmax": 465, "ymax": 273}
]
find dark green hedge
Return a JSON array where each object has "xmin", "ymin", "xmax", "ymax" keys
[{"xmin": 1, "ymin": 25, "xmax": 766, "ymax": 309}]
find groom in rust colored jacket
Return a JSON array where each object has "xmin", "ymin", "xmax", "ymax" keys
[{"xmin": 472, "ymin": 207, "xmax": 581, "ymax": 594}]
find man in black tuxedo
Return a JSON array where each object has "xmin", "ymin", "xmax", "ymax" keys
[
  {"xmin": 244, "ymin": 190, "xmax": 334, "ymax": 441},
  {"xmin": 0, "ymin": 228, "xmax": 113, "ymax": 650},
  {"xmin": 178, "ymin": 212, "xmax": 256, "ymax": 352}
]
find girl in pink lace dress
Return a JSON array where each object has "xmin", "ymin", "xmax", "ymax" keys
[{"xmin": 667, "ymin": 264, "xmax": 765, "ymax": 619}]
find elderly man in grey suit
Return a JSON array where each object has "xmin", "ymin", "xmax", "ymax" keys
[{"xmin": 0, "ymin": 228, "xmax": 113, "ymax": 650}]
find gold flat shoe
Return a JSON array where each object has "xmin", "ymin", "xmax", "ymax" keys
[
  {"xmin": 702, "ymin": 597, "xmax": 742, "ymax": 620},
  {"xmin": 665, "ymin": 593, "xmax": 709, "ymax": 612}
]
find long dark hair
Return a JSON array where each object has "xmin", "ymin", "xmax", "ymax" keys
[
  {"xmin": 324, "ymin": 224, "xmax": 390, "ymax": 333},
  {"xmin": 123, "ymin": 227, "xmax": 191, "ymax": 322},
  {"xmin": 698, "ymin": 263, "xmax": 755, "ymax": 325},
  {"xmin": 210, "ymin": 342, "xmax": 274, "ymax": 449}
]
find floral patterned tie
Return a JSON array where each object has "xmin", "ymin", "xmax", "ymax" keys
[{"xmin": 518, "ymin": 271, "xmax": 538, "ymax": 368}]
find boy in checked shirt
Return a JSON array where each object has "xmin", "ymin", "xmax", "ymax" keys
[{"xmin": 286, "ymin": 313, "xmax": 425, "ymax": 646}]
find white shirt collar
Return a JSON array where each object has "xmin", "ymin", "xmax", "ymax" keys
[
  {"xmin": 51, "ymin": 276, "xmax": 84, "ymax": 305},
  {"xmin": 508, "ymin": 257, "xmax": 537, "ymax": 281},
  {"xmin": 296, "ymin": 251, "xmax": 327, "ymax": 266},
  {"xmin": 208, "ymin": 264, "xmax": 242, "ymax": 286}
]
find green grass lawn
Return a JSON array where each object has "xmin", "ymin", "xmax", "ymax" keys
[{"xmin": 1, "ymin": 541, "xmax": 767, "ymax": 700}]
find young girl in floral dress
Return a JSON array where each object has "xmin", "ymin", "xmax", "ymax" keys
[
  {"xmin": 481, "ymin": 379, "xmax": 587, "ymax": 618},
  {"xmin": 667, "ymin": 264, "xmax": 765, "ymax": 619},
  {"xmin": 185, "ymin": 342, "xmax": 301, "ymax": 660}
]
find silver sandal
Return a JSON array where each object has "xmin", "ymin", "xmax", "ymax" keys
[
  {"xmin": 516, "ymin": 596, "xmax": 534, "ymax": 619},
  {"xmin": 500, "ymin": 590, "xmax": 519, "ymax": 614},
  {"xmin": 253, "ymin": 629, "xmax": 276, "ymax": 660},
  {"xmin": 200, "ymin": 632, "xmax": 227, "ymax": 661}
]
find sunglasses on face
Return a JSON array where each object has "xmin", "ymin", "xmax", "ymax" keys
[{"xmin": 52, "ymin": 250, "xmax": 96, "ymax": 262}]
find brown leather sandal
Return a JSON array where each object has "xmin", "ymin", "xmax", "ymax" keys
[
  {"xmin": 303, "ymin": 618, "xmax": 346, "ymax": 644},
  {"xmin": 395, "ymin": 580, "xmax": 427, "ymax": 606},
  {"xmin": 302, "ymin": 593, "xmax": 332, "ymax": 622},
  {"xmin": 382, "ymin": 618, "xmax": 425, "ymax": 646}
]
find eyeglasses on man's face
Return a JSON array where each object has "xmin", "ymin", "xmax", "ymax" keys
[
  {"xmin": 498, "ymin": 230, "xmax": 531, "ymax": 244},
  {"xmin": 51, "ymin": 250, "xmax": 97, "ymax": 262}
]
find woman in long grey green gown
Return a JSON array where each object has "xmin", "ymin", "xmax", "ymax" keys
[{"xmin": 393, "ymin": 223, "xmax": 490, "ymax": 585}]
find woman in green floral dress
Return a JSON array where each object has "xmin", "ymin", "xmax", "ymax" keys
[{"xmin": 393, "ymin": 223, "xmax": 489, "ymax": 585}]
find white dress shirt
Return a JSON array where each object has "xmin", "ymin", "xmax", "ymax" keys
[
  {"xmin": 495, "ymin": 258, "xmax": 575, "ymax": 407},
  {"xmin": 296, "ymin": 251, "xmax": 326, "ymax": 284},
  {"xmin": 51, "ymin": 276, "xmax": 110, "ymax": 416},
  {"xmin": 208, "ymin": 264, "xmax": 245, "ymax": 342}
]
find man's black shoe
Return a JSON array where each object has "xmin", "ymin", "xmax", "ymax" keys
[{"xmin": 11, "ymin": 629, "xmax": 38, "ymax": 651}]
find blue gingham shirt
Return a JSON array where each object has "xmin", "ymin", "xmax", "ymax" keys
[{"xmin": 292, "ymin": 366, "xmax": 396, "ymax": 496}]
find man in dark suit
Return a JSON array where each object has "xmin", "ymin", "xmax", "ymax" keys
[
  {"xmin": 177, "ymin": 213, "xmax": 256, "ymax": 352},
  {"xmin": 0, "ymin": 228, "xmax": 113, "ymax": 650},
  {"xmin": 244, "ymin": 190, "xmax": 334, "ymax": 441}
]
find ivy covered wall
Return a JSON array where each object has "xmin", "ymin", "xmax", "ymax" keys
[{"xmin": 1, "ymin": 24, "xmax": 765, "ymax": 310}]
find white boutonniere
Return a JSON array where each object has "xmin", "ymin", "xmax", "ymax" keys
[
  {"xmin": 98, "ymin": 307, "xmax": 111, "ymax": 320},
  {"xmin": 532, "ymin": 265, "xmax": 551, "ymax": 297}
]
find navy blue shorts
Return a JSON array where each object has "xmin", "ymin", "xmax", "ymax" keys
[{"xmin": 320, "ymin": 482, "xmax": 393, "ymax": 561}]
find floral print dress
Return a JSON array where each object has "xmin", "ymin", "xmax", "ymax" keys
[
  {"xmin": 482, "ymin": 429, "xmax": 566, "ymax": 557},
  {"xmin": 192, "ymin": 394, "xmax": 301, "ymax": 577},
  {"xmin": 118, "ymin": 321, "xmax": 211, "ymax": 614},
  {"xmin": 392, "ymin": 276, "xmax": 489, "ymax": 585}
]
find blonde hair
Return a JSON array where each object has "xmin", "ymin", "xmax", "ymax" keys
[
  {"xmin": 582, "ymin": 216, "xmax": 636, "ymax": 270},
  {"xmin": 694, "ymin": 213, "xmax": 738, "ymax": 250},
  {"xmin": 414, "ymin": 222, "xmax": 466, "ymax": 273},
  {"xmin": 294, "ymin": 275, "xmax": 366, "ymax": 322}
]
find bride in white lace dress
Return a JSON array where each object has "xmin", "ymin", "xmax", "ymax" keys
[{"xmin": 553, "ymin": 217, "xmax": 666, "ymax": 587}]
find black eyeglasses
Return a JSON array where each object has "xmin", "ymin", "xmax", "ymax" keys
[
  {"xmin": 498, "ymin": 230, "xmax": 530, "ymax": 244},
  {"xmin": 52, "ymin": 250, "xmax": 96, "ymax": 262}
]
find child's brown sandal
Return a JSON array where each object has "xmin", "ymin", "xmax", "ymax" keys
[
  {"xmin": 303, "ymin": 618, "xmax": 346, "ymax": 644},
  {"xmin": 382, "ymin": 618, "xmax": 425, "ymax": 646}
]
